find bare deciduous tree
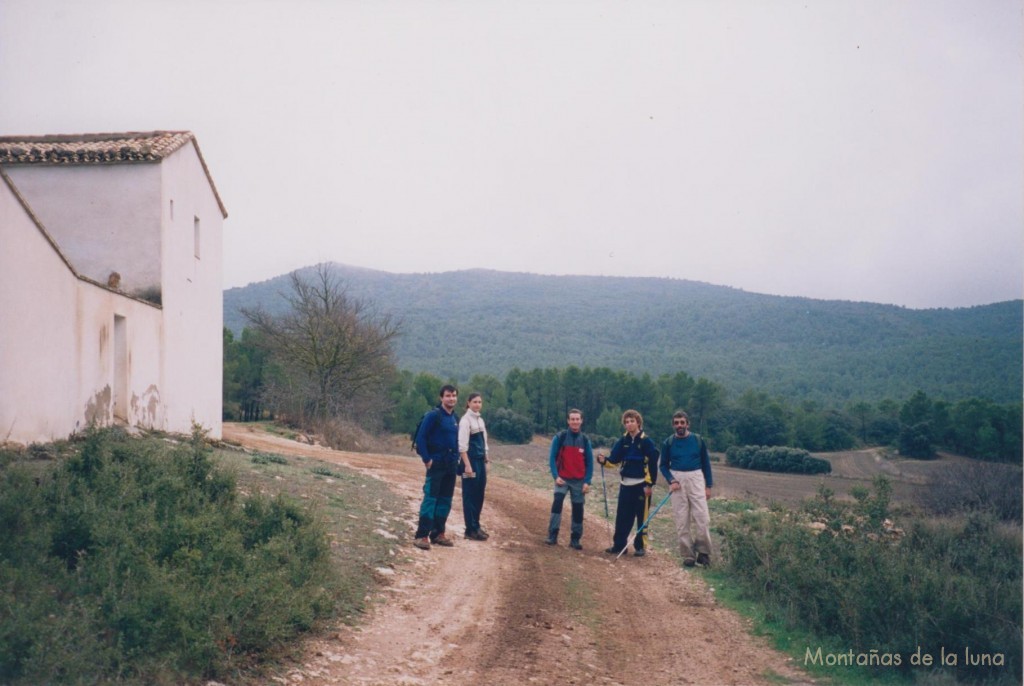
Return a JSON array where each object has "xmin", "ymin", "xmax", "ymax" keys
[{"xmin": 242, "ymin": 264, "xmax": 400, "ymax": 425}]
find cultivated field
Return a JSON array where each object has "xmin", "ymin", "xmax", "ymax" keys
[{"xmin": 483, "ymin": 437, "xmax": 972, "ymax": 508}]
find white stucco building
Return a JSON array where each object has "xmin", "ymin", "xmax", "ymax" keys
[{"xmin": 0, "ymin": 131, "xmax": 227, "ymax": 444}]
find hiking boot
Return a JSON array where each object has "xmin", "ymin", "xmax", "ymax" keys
[
  {"xmin": 432, "ymin": 534, "xmax": 454, "ymax": 547},
  {"xmin": 413, "ymin": 537, "xmax": 431, "ymax": 550},
  {"xmin": 696, "ymin": 552, "xmax": 711, "ymax": 567},
  {"xmin": 545, "ymin": 535, "xmax": 558, "ymax": 545},
  {"xmin": 683, "ymin": 557, "xmax": 696, "ymax": 567},
  {"xmin": 466, "ymin": 530, "xmax": 487, "ymax": 541},
  {"xmin": 633, "ymin": 548, "xmax": 646, "ymax": 557},
  {"xmin": 605, "ymin": 546, "xmax": 624, "ymax": 555},
  {"xmin": 569, "ymin": 540, "xmax": 583, "ymax": 550},
  {"xmin": 478, "ymin": 526, "xmax": 489, "ymax": 537}
]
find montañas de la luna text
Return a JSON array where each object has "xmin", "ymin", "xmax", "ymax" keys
[{"xmin": 805, "ymin": 646, "xmax": 1005, "ymax": 668}]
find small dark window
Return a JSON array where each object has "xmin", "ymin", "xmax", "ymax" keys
[{"xmin": 193, "ymin": 216, "xmax": 201, "ymax": 259}]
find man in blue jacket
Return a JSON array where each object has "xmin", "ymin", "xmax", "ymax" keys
[
  {"xmin": 597, "ymin": 409, "xmax": 659, "ymax": 557},
  {"xmin": 413, "ymin": 385, "xmax": 460, "ymax": 550},
  {"xmin": 660, "ymin": 410, "xmax": 713, "ymax": 567}
]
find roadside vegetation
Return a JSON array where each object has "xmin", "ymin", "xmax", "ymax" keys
[
  {"xmin": 716, "ymin": 478, "xmax": 1021, "ymax": 685},
  {"xmin": 0, "ymin": 426, "xmax": 405, "ymax": 685}
]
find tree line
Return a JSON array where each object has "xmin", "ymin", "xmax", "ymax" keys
[
  {"xmin": 223, "ymin": 267, "xmax": 1022, "ymax": 462},
  {"xmin": 381, "ymin": 368, "xmax": 1022, "ymax": 462}
]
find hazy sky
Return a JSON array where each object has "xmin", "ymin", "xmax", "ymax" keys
[{"xmin": 2, "ymin": 0, "xmax": 1021, "ymax": 308}]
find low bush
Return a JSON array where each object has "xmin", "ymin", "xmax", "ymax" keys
[
  {"xmin": 252, "ymin": 452, "xmax": 288, "ymax": 465},
  {"xmin": 719, "ymin": 478, "xmax": 1022, "ymax": 684},
  {"xmin": 919, "ymin": 460, "xmax": 1023, "ymax": 523},
  {"xmin": 0, "ymin": 427, "xmax": 339, "ymax": 685},
  {"xmin": 726, "ymin": 445, "xmax": 832, "ymax": 474},
  {"xmin": 486, "ymin": 408, "xmax": 534, "ymax": 444}
]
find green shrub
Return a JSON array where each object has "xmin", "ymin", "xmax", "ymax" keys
[
  {"xmin": 0, "ymin": 427, "xmax": 339, "ymax": 685},
  {"xmin": 720, "ymin": 480, "xmax": 1022, "ymax": 683},
  {"xmin": 252, "ymin": 452, "xmax": 289, "ymax": 465},
  {"xmin": 311, "ymin": 466, "xmax": 344, "ymax": 478},
  {"xmin": 899, "ymin": 421, "xmax": 936, "ymax": 458},
  {"xmin": 486, "ymin": 408, "xmax": 534, "ymax": 444},
  {"xmin": 726, "ymin": 445, "xmax": 832, "ymax": 474}
]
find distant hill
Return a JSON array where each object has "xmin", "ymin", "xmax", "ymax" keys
[{"xmin": 223, "ymin": 264, "xmax": 1023, "ymax": 405}]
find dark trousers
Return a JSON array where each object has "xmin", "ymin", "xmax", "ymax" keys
[
  {"xmin": 547, "ymin": 480, "xmax": 585, "ymax": 541},
  {"xmin": 461, "ymin": 457, "xmax": 487, "ymax": 533},
  {"xmin": 612, "ymin": 483, "xmax": 650, "ymax": 551},
  {"xmin": 415, "ymin": 467, "xmax": 457, "ymax": 539}
]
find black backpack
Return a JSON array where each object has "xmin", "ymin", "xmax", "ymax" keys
[
  {"xmin": 410, "ymin": 406, "xmax": 458, "ymax": 454},
  {"xmin": 410, "ymin": 409, "xmax": 434, "ymax": 452}
]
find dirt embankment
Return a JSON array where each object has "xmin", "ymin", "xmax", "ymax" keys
[{"xmin": 222, "ymin": 424, "xmax": 815, "ymax": 686}]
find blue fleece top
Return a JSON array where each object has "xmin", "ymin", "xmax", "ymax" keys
[
  {"xmin": 659, "ymin": 433, "xmax": 713, "ymax": 487},
  {"xmin": 607, "ymin": 431, "xmax": 660, "ymax": 484},
  {"xmin": 548, "ymin": 430, "xmax": 595, "ymax": 483},
  {"xmin": 415, "ymin": 406, "xmax": 459, "ymax": 466}
]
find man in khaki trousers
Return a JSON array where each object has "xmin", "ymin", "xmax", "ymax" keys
[{"xmin": 659, "ymin": 411, "xmax": 713, "ymax": 567}]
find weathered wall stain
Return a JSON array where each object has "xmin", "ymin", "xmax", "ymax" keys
[
  {"xmin": 84, "ymin": 385, "xmax": 112, "ymax": 425},
  {"xmin": 131, "ymin": 384, "xmax": 161, "ymax": 427}
]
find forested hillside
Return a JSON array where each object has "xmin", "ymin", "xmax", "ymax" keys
[{"xmin": 224, "ymin": 264, "xmax": 1022, "ymax": 404}]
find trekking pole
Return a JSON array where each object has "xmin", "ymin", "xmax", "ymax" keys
[
  {"xmin": 616, "ymin": 491, "xmax": 672, "ymax": 560},
  {"xmin": 600, "ymin": 463, "xmax": 609, "ymax": 519}
]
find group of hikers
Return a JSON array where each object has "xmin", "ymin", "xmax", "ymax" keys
[{"xmin": 412, "ymin": 384, "xmax": 714, "ymax": 567}]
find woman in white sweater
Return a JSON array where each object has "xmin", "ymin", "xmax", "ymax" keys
[{"xmin": 459, "ymin": 393, "xmax": 490, "ymax": 541}]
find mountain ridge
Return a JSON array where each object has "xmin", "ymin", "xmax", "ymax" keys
[
  {"xmin": 228, "ymin": 264, "xmax": 1017, "ymax": 311},
  {"xmin": 223, "ymin": 263, "xmax": 1023, "ymax": 405}
]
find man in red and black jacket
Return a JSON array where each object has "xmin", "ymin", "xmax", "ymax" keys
[{"xmin": 544, "ymin": 408, "xmax": 595, "ymax": 550}]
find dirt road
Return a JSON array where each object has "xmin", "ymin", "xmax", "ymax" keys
[{"xmin": 223, "ymin": 424, "xmax": 814, "ymax": 686}]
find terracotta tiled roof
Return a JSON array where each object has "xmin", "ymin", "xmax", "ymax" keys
[
  {"xmin": 0, "ymin": 131, "xmax": 227, "ymax": 217},
  {"xmin": 0, "ymin": 131, "xmax": 194, "ymax": 164}
]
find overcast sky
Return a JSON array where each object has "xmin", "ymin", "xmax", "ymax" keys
[{"xmin": 2, "ymin": 0, "xmax": 1021, "ymax": 309}]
